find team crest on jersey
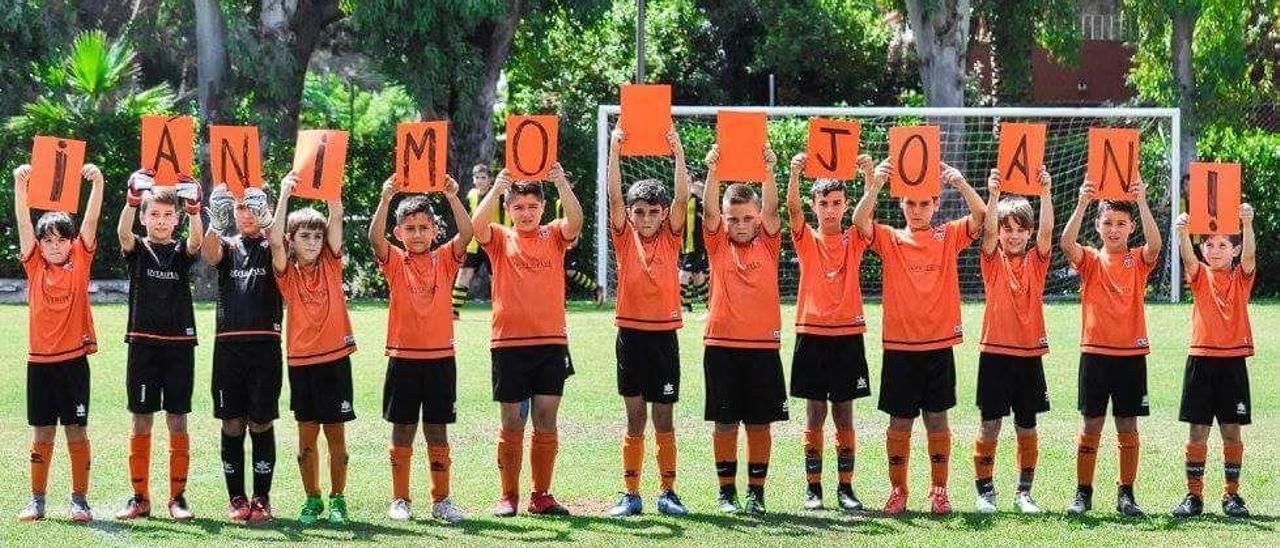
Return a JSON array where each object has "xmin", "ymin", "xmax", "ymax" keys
[
  {"xmin": 1135, "ymin": 337, "xmax": 1149, "ymax": 347},
  {"xmin": 538, "ymin": 227, "xmax": 551, "ymax": 239},
  {"xmin": 932, "ymin": 227, "xmax": 946, "ymax": 241},
  {"xmin": 259, "ymin": 239, "xmax": 270, "ymax": 249},
  {"xmin": 1123, "ymin": 253, "xmax": 1135, "ymax": 268}
]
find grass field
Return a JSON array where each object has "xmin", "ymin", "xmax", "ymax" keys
[{"xmin": 0, "ymin": 301, "xmax": 1276, "ymax": 547}]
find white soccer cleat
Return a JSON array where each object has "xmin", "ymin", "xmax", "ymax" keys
[
  {"xmin": 1014, "ymin": 491, "xmax": 1041, "ymax": 514},
  {"xmin": 432, "ymin": 497, "xmax": 466, "ymax": 523},
  {"xmin": 387, "ymin": 498, "xmax": 412, "ymax": 521},
  {"xmin": 976, "ymin": 490, "xmax": 998, "ymax": 514}
]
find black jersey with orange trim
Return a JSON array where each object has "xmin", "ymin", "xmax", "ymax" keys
[{"xmin": 124, "ymin": 238, "xmax": 197, "ymax": 346}]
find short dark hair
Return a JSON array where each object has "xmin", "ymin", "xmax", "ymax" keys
[
  {"xmin": 1096, "ymin": 200, "xmax": 1137, "ymax": 221},
  {"xmin": 625, "ymin": 179, "xmax": 671, "ymax": 208},
  {"xmin": 996, "ymin": 196, "xmax": 1035, "ymax": 230},
  {"xmin": 394, "ymin": 195, "xmax": 436, "ymax": 225},
  {"xmin": 722, "ymin": 183, "xmax": 760, "ymax": 208},
  {"xmin": 473, "ymin": 164, "xmax": 490, "ymax": 175},
  {"xmin": 809, "ymin": 179, "xmax": 846, "ymax": 200},
  {"xmin": 507, "ymin": 182, "xmax": 545, "ymax": 202},
  {"xmin": 142, "ymin": 188, "xmax": 179, "ymax": 213},
  {"xmin": 35, "ymin": 211, "xmax": 75, "ymax": 240}
]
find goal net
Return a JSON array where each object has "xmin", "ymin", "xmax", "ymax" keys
[{"xmin": 594, "ymin": 106, "xmax": 1183, "ymax": 303}]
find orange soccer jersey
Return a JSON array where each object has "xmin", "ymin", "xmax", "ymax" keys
[
  {"xmin": 793, "ymin": 225, "xmax": 868, "ymax": 336},
  {"xmin": 1074, "ymin": 247, "xmax": 1154, "ymax": 356},
  {"xmin": 869, "ymin": 219, "xmax": 977, "ymax": 351},
  {"xmin": 1188, "ymin": 265, "xmax": 1254, "ymax": 357},
  {"xmin": 979, "ymin": 247, "xmax": 1051, "ymax": 357},
  {"xmin": 612, "ymin": 220, "xmax": 683, "ymax": 331},
  {"xmin": 275, "ymin": 248, "xmax": 356, "ymax": 366},
  {"xmin": 380, "ymin": 243, "xmax": 463, "ymax": 359},
  {"xmin": 483, "ymin": 221, "xmax": 571, "ymax": 348},
  {"xmin": 23, "ymin": 238, "xmax": 97, "ymax": 363},
  {"xmin": 703, "ymin": 224, "xmax": 781, "ymax": 349}
]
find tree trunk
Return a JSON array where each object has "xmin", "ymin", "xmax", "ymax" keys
[
  {"xmin": 192, "ymin": 0, "xmax": 230, "ymax": 299},
  {"xmin": 451, "ymin": 0, "xmax": 522, "ymax": 192},
  {"xmin": 1172, "ymin": 7, "xmax": 1198, "ymax": 173},
  {"xmin": 258, "ymin": 0, "xmax": 344, "ymax": 147},
  {"xmin": 904, "ymin": 0, "xmax": 972, "ymax": 186}
]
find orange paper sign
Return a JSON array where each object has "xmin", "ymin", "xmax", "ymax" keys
[
  {"xmin": 209, "ymin": 125, "xmax": 263, "ymax": 198},
  {"xmin": 291, "ymin": 130, "xmax": 349, "ymax": 202},
  {"xmin": 804, "ymin": 118, "xmax": 862, "ymax": 180},
  {"xmin": 28, "ymin": 136, "xmax": 87, "ymax": 213},
  {"xmin": 996, "ymin": 122, "xmax": 1047, "ymax": 195},
  {"xmin": 1188, "ymin": 162, "xmax": 1242, "ymax": 235},
  {"xmin": 714, "ymin": 111, "xmax": 769, "ymax": 183},
  {"xmin": 396, "ymin": 121, "xmax": 449, "ymax": 192},
  {"xmin": 140, "ymin": 115, "xmax": 195, "ymax": 185},
  {"xmin": 619, "ymin": 84, "xmax": 673, "ymax": 156},
  {"xmin": 1086, "ymin": 127, "xmax": 1141, "ymax": 200},
  {"xmin": 888, "ymin": 125, "xmax": 941, "ymax": 199},
  {"xmin": 505, "ymin": 115, "xmax": 559, "ymax": 180}
]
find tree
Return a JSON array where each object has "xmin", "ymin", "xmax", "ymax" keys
[
  {"xmin": 902, "ymin": 0, "xmax": 972, "ymax": 107},
  {"xmin": 974, "ymin": 0, "xmax": 1079, "ymax": 103}
]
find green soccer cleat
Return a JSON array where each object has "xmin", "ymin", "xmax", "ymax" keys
[
  {"xmin": 298, "ymin": 495, "xmax": 324, "ymax": 525},
  {"xmin": 328, "ymin": 495, "xmax": 349, "ymax": 526}
]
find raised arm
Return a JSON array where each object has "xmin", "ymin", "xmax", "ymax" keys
[
  {"xmin": 851, "ymin": 159, "xmax": 888, "ymax": 239},
  {"xmin": 326, "ymin": 195, "xmax": 344, "ymax": 257},
  {"xmin": 703, "ymin": 146, "xmax": 722, "ymax": 233},
  {"xmin": 118, "ymin": 170, "xmax": 149, "ymax": 253},
  {"xmin": 369, "ymin": 175, "xmax": 396, "ymax": 263},
  {"xmin": 786, "ymin": 153, "xmax": 807, "ymax": 232},
  {"xmin": 1240, "ymin": 203, "xmax": 1255, "ymax": 275},
  {"xmin": 981, "ymin": 169, "xmax": 1001, "ymax": 255},
  {"xmin": 179, "ymin": 176, "xmax": 204, "ymax": 256},
  {"xmin": 760, "ymin": 146, "xmax": 781, "ymax": 236},
  {"xmin": 12, "ymin": 165, "xmax": 34, "ymax": 258},
  {"xmin": 607, "ymin": 127, "xmax": 626, "ymax": 230},
  {"xmin": 668, "ymin": 129, "xmax": 690, "ymax": 233},
  {"xmin": 1174, "ymin": 213, "xmax": 1198, "ymax": 280},
  {"xmin": 1035, "ymin": 167, "xmax": 1055, "ymax": 256},
  {"xmin": 1059, "ymin": 180, "xmax": 1097, "ymax": 266},
  {"xmin": 79, "ymin": 164, "xmax": 105, "ymax": 249},
  {"xmin": 443, "ymin": 176, "xmax": 473, "ymax": 257},
  {"xmin": 471, "ymin": 169, "xmax": 510, "ymax": 246},
  {"xmin": 200, "ymin": 186, "xmax": 233, "ymax": 266},
  {"xmin": 549, "ymin": 162, "xmax": 583, "ymax": 241},
  {"xmin": 269, "ymin": 174, "xmax": 296, "ymax": 273},
  {"xmin": 942, "ymin": 161, "xmax": 985, "ymax": 233},
  {"xmin": 1133, "ymin": 176, "xmax": 1161, "ymax": 265}
]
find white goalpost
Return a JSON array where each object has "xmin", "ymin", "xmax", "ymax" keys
[{"xmin": 595, "ymin": 105, "xmax": 1183, "ymax": 303}]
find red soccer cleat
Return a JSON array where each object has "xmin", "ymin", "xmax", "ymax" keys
[{"xmin": 883, "ymin": 486, "xmax": 908, "ymax": 516}]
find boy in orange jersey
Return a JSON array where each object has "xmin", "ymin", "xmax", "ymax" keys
[
  {"xmin": 13, "ymin": 163, "xmax": 104, "ymax": 522},
  {"xmin": 472, "ymin": 163, "xmax": 584, "ymax": 517},
  {"xmin": 114, "ymin": 171, "xmax": 204, "ymax": 521},
  {"xmin": 851, "ymin": 159, "xmax": 986, "ymax": 516},
  {"xmin": 1060, "ymin": 176, "xmax": 1162, "ymax": 517},
  {"xmin": 972, "ymin": 167, "xmax": 1054, "ymax": 514},
  {"xmin": 1171, "ymin": 203, "xmax": 1256, "ymax": 518},
  {"xmin": 269, "ymin": 173, "xmax": 358, "ymax": 526},
  {"xmin": 604, "ymin": 127, "xmax": 690, "ymax": 517},
  {"xmin": 785, "ymin": 152, "xmax": 876, "ymax": 512},
  {"xmin": 369, "ymin": 174, "xmax": 472, "ymax": 523},
  {"xmin": 701, "ymin": 144, "xmax": 786, "ymax": 516}
]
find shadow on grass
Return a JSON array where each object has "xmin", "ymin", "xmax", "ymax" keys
[{"xmin": 85, "ymin": 516, "xmax": 441, "ymax": 543}]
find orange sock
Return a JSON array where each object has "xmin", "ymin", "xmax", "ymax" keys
[
  {"xmin": 530, "ymin": 431, "xmax": 558, "ymax": 494},
  {"xmin": 713, "ymin": 429, "xmax": 738, "ymax": 487},
  {"xmin": 30, "ymin": 441, "xmax": 53, "ymax": 496},
  {"xmin": 745, "ymin": 428, "xmax": 771, "ymax": 487},
  {"xmin": 497, "ymin": 428, "xmax": 524, "ymax": 499},
  {"xmin": 68, "ymin": 440, "xmax": 90, "ymax": 496},
  {"xmin": 927, "ymin": 430, "xmax": 951, "ymax": 488},
  {"xmin": 622, "ymin": 434, "xmax": 644, "ymax": 494},
  {"xmin": 974, "ymin": 439, "xmax": 996, "ymax": 489},
  {"xmin": 390, "ymin": 445, "xmax": 413, "ymax": 501},
  {"xmin": 428, "ymin": 444, "xmax": 451, "ymax": 502},
  {"xmin": 323, "ymin": 424, "xmax": 348, "ymax": 495},
  {"xmin": 297, "ymin": 423, "xmax": 321, "ymax": 497},
  {"xmin": 655, "ymin": 430, "xmax": 677, "ymax": 491},
  {"xmin": 1184, "ymin": 441, "xmax": 1207, "ymax": 497},
  {"xmin": 1015, "ymin": 432, "xmax": 1038, "ymax": 491},
  {"xmin": 887, "ymin": 429, "xmax": 911, "ymax": 492},
  {"xmin": 1075, "ymin": 432, "xmax": 1100, "ymax": 488},
  {"xmin": 1223, "ymin": 441, "xmax": 1243, "ymax": 495},
  {"xmin": 169, "ymin": 433, "xmax": 190, "ymax": 499},
  {"xmin": 1117, "ymin": 431, "xmax": 1139, "ymax": 487},
  {"xmin": 129, "ymin": 433, "xmax": 152, "ymax": 499},
  {"xmin": 803, "ymin": 428, "xmax": 823, "ymax": 485},
  {"xmin": 835, "ymin": 428, "xmax": 855, "ymax": 485}
]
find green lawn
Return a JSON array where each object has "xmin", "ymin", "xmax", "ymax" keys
[{"xmin": 0, "ymin": 302, "xmax": 1276, "ymax": 546}]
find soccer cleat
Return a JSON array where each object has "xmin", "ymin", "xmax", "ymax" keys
[
  {"xmin": 493, "ymin": 495, "xmax": 519, "ymax": 518},
  {"xmin": 1172, "ymin": 493, "xmax": 1203, "ymax": 518},
  {"xmin": 1116, "ymin": 485, "xmax": 1145, "ymax": 517},
  {"xmin": 17, "ymin": 496, "xmax": 45, "ymax": 521},
  {"xmin": 836, "ymin": 483, "xmax": 864, "ymax": 512},
  {"xmin": 743, "ymin": 487, "xmax": 766, "ymax": 516},
  {"xmin": 298, "ymin": 495, "xmax": 324, "ymax": 525},
  {"xmin": 431, "ymin": 497, "xmax": 466, "ymax": 523},
  {"xmin": 328, "ymin": 495, "xmax": 349, "ymax": 525},
  {"xmin": 976, "ymin": 489, "xmax": 997, "ymax": 513},
  {"xmin": 655, "ymin": 490, "xmax": 688, "ymax": 516},
  {"xmin": 716, "ymin": 486, "xmax": 740, "ymax": 514},
  {"xmin": 115, "ymin": 495, "xmax": 151, "ymax": 520},
  {"xmin": 1222, "ymin": 493, "xmax": 1249, "ymax": 518},
  {"xmin": 68, "ymin": 494, "xmax": 92, "ymax": 523},
  {"xmin": 227, "ymin": 496, "xmax": 252, "ymax": 522},
  {"xmin": 527, "ymin": 492, "xmax": 570, "ymax": 516},
  {"xmin": 882, "ymin": 486, "xmax": 908, "ymax": 515},
  {"xmin": 247, "ymin": 496, "xmax": 273, "ymax": 524},
  {"xmin": 168, "ymin": 495, "xmax": 194, "ymax": 521},
  {"xmin": 1013, "ymin": 490, "xmax": 1041, "ymax": 514},
  {"xmin": 388, "ymin": 498, "xmax": 412, "ymax": 521},
  {"xmin": 804, "ymin": 483, "xmax": 823, "ymax": 510},
  {"xmin": 1067, "ymin": 487, "xmax": 1093, "ymax": 516},
  {"xmin": 929, "ymin": 486, "xmax": 952, "ymax": 515},
  {"xmin": 608, "ymin": 492, "xmax": 643, "ymax": 517}
]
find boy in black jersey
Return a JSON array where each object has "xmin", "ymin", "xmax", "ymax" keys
[
  {"xmin": 114, "ymin": 170, "xmax": 204, "ymax": 520},
  {"xmin": 201, "ymin": 185, "xmax": 282, "ymax": 523}
]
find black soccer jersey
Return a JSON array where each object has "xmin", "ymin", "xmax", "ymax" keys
[
  {"xmin": 125, "ymin": 238, "xmax": 197, "ymax": 346},
  {"xmin": 215, "ymin": 234, "xmax": 283, "ymax": 341}
]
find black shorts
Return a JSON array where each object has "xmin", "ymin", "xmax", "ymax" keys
[
  {"xmin": 1077, "ymin": 353, "xmax": 1149, "ymax": 418},
  {"xmin": 679, "ymin": 252, "xmax": 708, "ymax": 273},
  {"xmin": 491, "ymin": 345, "xmax": 574, "ymax": 403},
  {"xmin": 976, "ymin": 352, "xmax": 1050, "ymax": 429},
  {"xmin": 463, "ymin": 251, "xmax": 488, "ymax": 270},
  {"xmin": 878, "ymin": 348, "xmax": 957, "ymax": 418},
  {"xmin": 790, "ymin": 334, "xmax": 871, "ymax": 402},
  {"xmin": 212, "ymin": 340, "xmax": 283, "ymax": 423},
  {"xmin": 288, "ymin": 357, "xmax": 356, "ymax": 423},
  {"xmin": 703, "ymin": 346, "xmax": 789, "ymax": 425},
  {"xmin": 383, "ymin": 357, "xmax": 458, "ymax": 425},
  {"xmin": 1179, "ymin": 356, "xmax": 1251, "ymax": 425},
  {"xmin": 27, "ymin": 357, "xmax": 91, "ymax": 427},
  {"xmin": 617, "ymin": 328, "xmax": 681, "ymax": 403},
  {"xmin": 127, "ymin": 344, "xmax": 195, "ymax": 414}
]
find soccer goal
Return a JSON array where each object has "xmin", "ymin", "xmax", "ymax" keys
[{"xmin": 595, "ymin": 106, "xmax": 1183, "ymax": 303}]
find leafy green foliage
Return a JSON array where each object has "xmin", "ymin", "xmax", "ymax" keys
[{"xmin": 1197, "ymin": 124, "xmax": 1280, "ymax": 296}]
